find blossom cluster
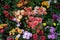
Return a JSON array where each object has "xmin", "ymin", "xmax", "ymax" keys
[{"xmin": 1, "ymin": 0, "xmax": 59, "ymax": 40}]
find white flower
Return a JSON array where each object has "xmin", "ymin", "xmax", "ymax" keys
[
  {"xmin": 16, "ymin": 34, "xmax": 20, "ymax": 38},
  {"xmin": 34, "ymin": 6, "xmax": 39, "ymax": 10},
  {"xmin": 16, "ymin": 23, "xmax": 20, "ymax": 27},
  {"xmin": 54, "ymin": 0, "xmax": 57, "ymax": 3},
  {"xmin": 23, "ymin": 31, "xmax": 32, "ymax": 39}
]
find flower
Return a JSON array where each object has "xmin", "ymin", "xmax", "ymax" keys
[
  {"xmin": 15, "ymin": 34, "xmax": 20, "ymax": 40},
  {"xmin": 45, "ymin": 26, "xmax": 49, "ymax": 30},
  {"xmin": 9, "ymin": 29, "xmax": 15, "ymax": 36},
  {"xmin": 38, "ymin": 30, "xmax": 44, "ymax": 35},
  {"xmin": 40, "ymin": 35, "xmax": 46, "ymax": 40},
  {"xmin": 57, "ymin": 16, "xmax": 60, "ymax": 22},
  {"xmin": 36, "ymin": 29, "xmax": 40, "ymax": 33},
  {"xmin": 31, "ymin": 21, "xmax": 39, "ymax": 29},
  {"xmin": 29, "ymin": 16, "xmax": 34, "ymax": 21},
  {"xmin": 34, "ymin": 6, "xmax": 39, "ymax": 10},
  {"xmin": 7, "ymin": 37, "xmax": 14, "ymax": 40},
  {"xmin": 50, "ymin": 27, "xmax": 55, "ymax": 33},
  {"xmin": 23, "ymin": 31, "xmax": 32, "ymax": 39},
  {"xmin": 0, "ymin": 28, "xmax": 4, "ymax": 33},
  {"xmin": 3, "ymin": 10, "xmax": 9, "ymax": 17},
  {"xmin": 27, "ymin": 16, "xmax": 42, "ymax": 29},
  {"xmin": 3, "ymin": 10, "xmax": 14, "ymax": 20},
  {"xmin": 13, "ymin": 10, "xmax": 23, "ymax": 22},
  {"xmin": 41, "ymin": 1, "xmax": 50, "ymax": 8},
  {"xmin": 33, "ymin": 34, "xmax": 38, "ymax": 40},
  {"xmin": 52, "ymin": 14, "xmax": 58, "ymax": 21},
  {"xmin": 27, "ymin": 22, "xmax": 32, "ymax": 28},
  {"xmin": 17, "ymin": 2, "xmax": 23, "ymax": 7},
  {"xmin": 0, "ymin": 24, "xmax": 7, "ymax": 28},
  {"xmin": 54, "ymin": 0, "xmax": 57, "ymax": 3},
  {"xmin": 43, "ymin": 23, "xmax": 46, "ymax": 26},
  {"xmin": 53, "ymin": 22, "xmax": 56, "ymax": 26},
  {"xmin": 15, "ymin": 28, "xmax": 22, "ymax": 34},
  {"xmin": 56, "ymin": 4, "xmax": 60, "ymax": 9},
  {"xmin": 48, "ymin": 35, "xmax": 52, "ymax": 39},
  {"xmin": 35, "ymin": 17, "xmax": 42, "ymax": 23},
  {"xmin": 48, "ymin": 34, "xmax": 57, "ymax": 39},
  {"xmin": 12, "ymin": 18, "xmax": 17, "ymax": 22},
  {"xmin": 16, "ymin": 23, "xmax": 20, "ymax": 27},
  {"xmin": 4, "ymin": 5, "xmax": 10, "ymax": 9},
  {"xmin": 37, "ymin": 7, "xmax": 47, "ymax": 15}
]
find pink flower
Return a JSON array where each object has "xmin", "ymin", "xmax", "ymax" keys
[
  {"xmin": 35, "ymin": 17, "xmax": 40, "ymax": 21},
  {"xmin": 43, "ymin": 11, "xmax": 47, "ymax": 15},
  {"xmin": 0, "ymin": 28, "xmax": 4, "ymax": 33},
  {"xmin": 39, "ymin": 18, "xmax": 42, "ymax": 23},
  {"xmin": 7, "ymin": 37, "xmax": 14, "ymax": 40}
]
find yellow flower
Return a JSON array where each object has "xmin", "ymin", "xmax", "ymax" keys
[
  {"xmin": 24, "ymin": 1, "xmax": 28, "ymax": 5},
  {"xmin": 41, "ymin": 1, "xmax": 50, "ymax": 8},
  {"xmin": 0, "ymin": 26, "xmax": 3, "ymax": 29},
  {"xmin": 15, "ymin": 37, "xmax": 19, "ymax": 40},
  {"xmin": 17, "ymin": 3, "xmax": 23, "ymax": 7},
  {"xmin": 9, "ymin": 31, "xmax": 15, "ymax": 36},
  {"xmin": 43, "ymin": 23, "xmax": 46, "ymax": 26},
  {"xmin": 17, "ymin": 29, "xmax": 22, "ymax": 34},
  {"xmin": 53, "ymin": 23, "xmax": 56, "ymax": 26},
  {"xmin": 15, "ymin": 28, "xmax": 22, "ymax": 34},
  {"xmin": 0, "ymin": 24, "xmax": 7, "ymax": 28},
  {"xmin": 9, "ymin": 29, "xmax": 16, "ymax": 35},
  {"xmin": 11, "ymin": 29, "xmax": 16, "ymax": 32}
]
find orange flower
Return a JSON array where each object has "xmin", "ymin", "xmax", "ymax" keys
[{"xmin": 17, "ymin": 3, "xmax": 23, "ymax": 7}]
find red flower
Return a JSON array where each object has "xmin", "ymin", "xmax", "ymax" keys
[
  {"xmin": 3, "ymin": 10, "xmax": 14, "ymax": 20},
  {"xmin": 33, "ymin": 34, "xmax": 38, "ymax": 40},
  {"xmin": 38, "ymin": 30, "xmax": 44, "ymax": 35},
  {"xmin": 3, "ymin": 10, "xmax": 9, "ymax": 17},
  {"xmin": 40, "ymin": 35, "xmax": 46, "ymax": 40},
  {"xmin": 4, "ymin": 5, "xmax": 10, "ymax": 9},
  {"xmin": 0, "ymin": 28, "xmax": 4, "ymax": 33},
  {"xmin": 7, "ymin": 37, "xmax": 14, "ymax": 40},
  {"xmin": 9, "ymin": 16, "xmax": 14, "ymax": 20}
]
